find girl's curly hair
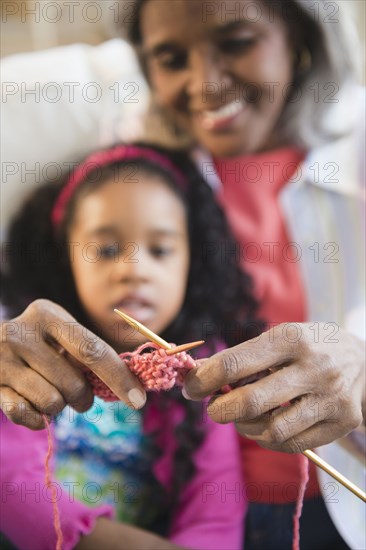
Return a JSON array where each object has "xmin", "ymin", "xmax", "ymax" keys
[{"xmin": 3, "ymin": 142, "xmax": 263, "ymax": 534}]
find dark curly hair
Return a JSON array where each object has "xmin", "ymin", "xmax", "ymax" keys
[{"xmin": 3, "ymin": 142, "xmax": 263, "ymax": 534}]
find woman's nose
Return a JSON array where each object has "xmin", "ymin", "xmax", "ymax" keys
[{"xmin": 186, "ymin": 46, "xmax": 231, "ymax": 100}]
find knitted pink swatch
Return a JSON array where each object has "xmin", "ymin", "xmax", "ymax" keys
[{"xmin": 86, "ymin": 342, "xmax": 197, "ymax": 401}]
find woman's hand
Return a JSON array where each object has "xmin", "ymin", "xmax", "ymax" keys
[
  {"xmin": 183, "ymin": 323, "xmax": 365, "ymax": 452},
  {"xmin": 0, "ymin": 299, "xmax": 146, "ymax": 429}
]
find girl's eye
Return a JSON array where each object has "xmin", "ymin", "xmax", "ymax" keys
[
  {"xmin": 150, "ymin": 245, "xmax": 173, "ymax": 258},
  {"xmin": 100, "ymin": 244, "xmax": 120, "ymax": 259},
  {"xmin": 220, "ymin": 37, "xmax": 256, "ymax": 54}
]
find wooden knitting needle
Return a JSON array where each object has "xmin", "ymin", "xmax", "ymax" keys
[
  {"xmin": 303, "ymin": 449, "xmax": 366, "ymax": 502},
  {"xmin": 114, "ymin": 308, "xmax": 365, "ymax": 501},
  {"xmin": 166, "ymin": 341, "xmax": 205, "ymax": 355},
  {"xmin": 113, "ymin": 308, "xmax": 204, "ymax": 355},
  {"xmin": 114, "ymin": 309, "xmax": 171, "ymax": 348}
]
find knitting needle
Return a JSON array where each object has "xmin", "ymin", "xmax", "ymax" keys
[
  {"xmin": 114, "ymin": 309, "xmax": 365, "ymax": 502},
  {"xmin": 303, "ymin": 449, "xmax": 366, "ymax": 502},
  {"xmin": 166, "ymin": 341, "xmax": 205, "ymax": 355},
  {"xmin": 114, "ymin": 309, "xmax": 171, "ymax": 349},
  {"xmin": 113, "ymin": 309, "xmax": 205, "ymax": 355}
]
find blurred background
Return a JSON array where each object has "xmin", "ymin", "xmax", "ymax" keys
[
  {"xmin": 1, "ymin": 0, "xmax": 365, "ymax": 78},
  {"xmin": 1, "ymin": 0, "xmax": 119, "ymax": 55}
]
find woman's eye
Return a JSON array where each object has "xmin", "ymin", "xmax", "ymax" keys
[
  {"xmin": 100, "ymin": 244, "xmax": 120, "ymax": 259},
  {"xmin": 220, "ymin": 37, "xmax": 256, "ymax": 54},
  {"xmin": 156, "ymin": 51, "xmax": 186, "ymax": 70}
]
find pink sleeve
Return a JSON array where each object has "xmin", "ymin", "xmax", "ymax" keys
[
  {"xmin": 0, "ymin": 412, "xmax": 114, "ymax": 550},
  {"xmin": 169, "ymin": 416, "xmax": 246, "ymax": 550}
]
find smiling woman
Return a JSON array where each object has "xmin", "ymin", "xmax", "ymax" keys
[
  {"xmin": 122, "ymin": 1, "xmax": 365, "ymax": 549},
  {"xmin": 126, "ymin": 0, "xmax": 358, "ymax": 155},
  {"xmin": 140, "ymin": 0, "xmax": 294, "ymax": 157}
]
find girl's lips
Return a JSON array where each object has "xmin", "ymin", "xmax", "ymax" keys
[
  {"xmin": 114, "ymin": 299, "xmax": 155, "ymax": 324},
  {"xmin": 196, "ymin": 100, "xmax": 246, "ymax": 131}
]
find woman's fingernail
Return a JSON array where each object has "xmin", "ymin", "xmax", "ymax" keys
[
  {"xmin": 182, "ymin": 386, "xmax": 192, "ymax": 400},
  {"xmin": 128, "ymin": 388, "xmax": 146, "ymax": 409}
]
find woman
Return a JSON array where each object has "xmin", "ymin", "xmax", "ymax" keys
[
  {"xmin": 122, "ymin": 1, "xmax": 365, "ymax": 548},
  {"xmin": 123, "ymin": 0, "xmax": 365, "ymax": 440}
]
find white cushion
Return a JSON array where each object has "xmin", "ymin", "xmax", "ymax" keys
[{"xmin": 1, "ymin": 39, "xmax": 149, "ymax": 237}]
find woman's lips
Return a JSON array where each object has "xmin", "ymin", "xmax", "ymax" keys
[{"xmin": 197, "ymin": 100, "xmax": 246, "ymax": 131}]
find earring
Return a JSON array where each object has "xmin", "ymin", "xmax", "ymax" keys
[{"xmin": 297, "ymin": 47, "xmax": 312, "ymax": 74}]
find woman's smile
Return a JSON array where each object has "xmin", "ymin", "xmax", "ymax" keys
[
  {"xmin": 195, "ymin": 100, "xmax": 247, "ymax": 131},
  {"xmin": 141, "ymin": 0, "xmax": 294, "ymax": 157}
]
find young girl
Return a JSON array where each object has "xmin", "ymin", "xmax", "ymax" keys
[{"xmin": 1, "ymin": 143, "xmax": 262, "ymax": 549}]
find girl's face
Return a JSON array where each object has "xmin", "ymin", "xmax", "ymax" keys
[
  {"xmin": 141, "ymin": 0, "xmax": 294, "ymax": 158},
  {"xmin": 68, "ymin": 172, "xmax": 190, "ymax": 352}
]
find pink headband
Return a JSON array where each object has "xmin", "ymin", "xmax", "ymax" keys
[{"xmin": 51, "ymin": 145, "xmax": 187, "ymax": 228}]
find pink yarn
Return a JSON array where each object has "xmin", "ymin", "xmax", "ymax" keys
[
  {"xmin": 86, "ymin": 342, "xmax": 197, "ymax": 401},
  {"xmin": 43, "ymin": 415, "xmax": 63, "ymax": 550},
  {"xmin": 292, "ymin": 454, "xmax": 310, "ymax": 550}
]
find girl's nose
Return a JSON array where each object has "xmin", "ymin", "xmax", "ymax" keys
[
  {"xmin": 112, "ymin": 245, "xmax": 150, "ymax": 283},
  {"xmin": 186, "ymin": 45, "xmax": 231, "ymax": 100}
]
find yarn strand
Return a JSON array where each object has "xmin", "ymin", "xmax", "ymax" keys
[
  {"xmin": 292, "ymin": 454, "xmax": 310, "ymax": 550},
  {"xmin": 43, "ymin": 414, "xmax": 63, "ymax": 550}
]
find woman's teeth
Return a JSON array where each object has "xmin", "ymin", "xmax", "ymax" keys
[{"xmin": 201, "ymin": 100, "xmax": 245, "ymax": 129}]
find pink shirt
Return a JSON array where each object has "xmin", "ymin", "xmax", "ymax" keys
[
  {"xmin": 0, "ymin": 407, "xmax": 245, "ymax": 549},
  {"xmin": 215, "ymin": 148, "xmax": 307, "ymax": 325},
  {"xmin": 214, "ymin": 149, "xmax": 319, "ymax": 503}
]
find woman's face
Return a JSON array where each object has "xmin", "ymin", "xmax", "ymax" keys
[
  {"xmin": 141, "ymin": 0, "xmax": 294, "ymax": 158},
  {"xmin": 68, "ymin": 172, "xmax": 189, "ymax": 353}
]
